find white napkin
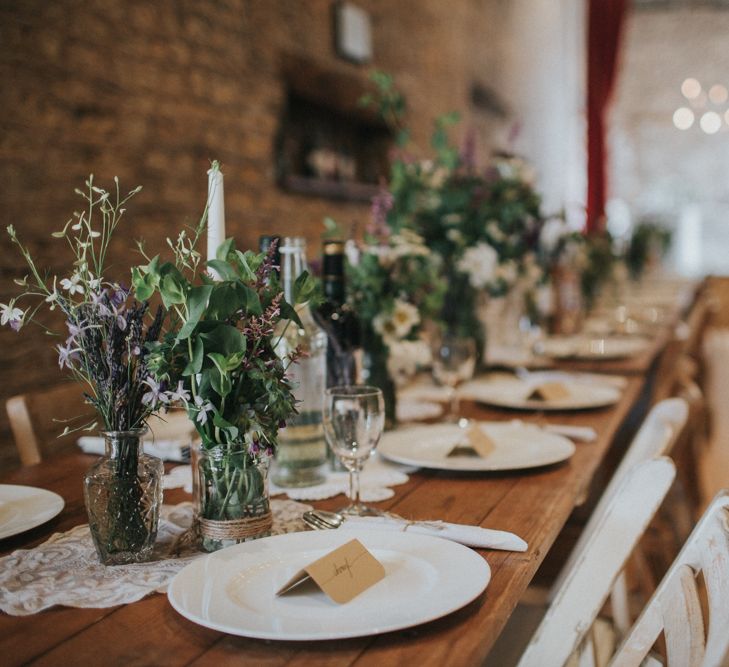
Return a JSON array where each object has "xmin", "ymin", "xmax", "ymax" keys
[
  {"xmin": 516, "ymin": 369, "xmax": 628, "ymax": 389},
  {"xmin": 78, "ymin": 437, "xmax": 190, "ymax": 463},
  {"xmin": 338, "ymin": 515, "xmax": 528, "ymax": 552},
  {"xmin": 540, "ymin": 423, "xmax": 598, "ymax": 442}
]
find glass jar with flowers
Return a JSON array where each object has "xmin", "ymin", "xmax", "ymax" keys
[
  {"xmin": 2, "ymin": 176, "xmax": 170, "ymax": 565},
  {"xmin": 133, "ymin": 233, "xmax": 311, "ymax": 552},
  {"xmin": 347, "ymin": 223, "xmax": 445, "ymax": 428}
]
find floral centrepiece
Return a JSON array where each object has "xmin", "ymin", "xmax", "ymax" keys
[
  {"xmin": 361, "ymin": 74, "xmax": 546, "ymax": 362},
  {"xmin": 134, "ymin": 232, "xmax": 309, "ymax": 551},
  {"xmin": 347, "ymin": 227, "xmax": 445, "ymax": 426},
  {"xmin": 3, "ymin": 176, "xmax": 168, "ymax": 565}
]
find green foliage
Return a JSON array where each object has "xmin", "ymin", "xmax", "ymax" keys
[
  {"xmin": 133, "ymin": 237, "xmax": 308, "ymax": 460},
  {"xmin": 626, "ymin": 222, "xmax": 672, "ymax": 280}
]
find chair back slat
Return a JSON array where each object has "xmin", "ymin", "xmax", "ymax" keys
[
  {"xmin": 610, "ymin": 493, "xmax": 729, "ymax": 667},
  {"xmin": 661, "ymin": 565, "xmax": 705, "ymax": 667},
  {"xmin": 518, "ymin": 458, "xmax": 676, "ymax": 667},
  {"xmin": 551, "ymin": 399, "xmax": 688, "ymax": 600}
]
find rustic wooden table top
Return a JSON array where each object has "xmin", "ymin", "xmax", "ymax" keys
[{"xmin": 0, "ymin": 375, "xmax": 647, "ymax": 667}]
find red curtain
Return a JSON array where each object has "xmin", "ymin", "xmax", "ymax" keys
[{"xmin": 586, "ymin": 0, "xmax": 628, "ymax": 234}]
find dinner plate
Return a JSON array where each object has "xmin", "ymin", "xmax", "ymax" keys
[
  {"xmin": 0, "ymin": 484, "xmax": 65, "ymax": 539},
  {"xmin": 168, "ymin": 529, "xmax": 491, "ymax": 640},
  {"xmin": 378, "ymin": 421, "xmax": 576, "ymax": 471},
  {"xmin": 458, "ymin": 377, "xmax": 621, "ymax": 411},
  {"xmin": 538, "ymin": 335, "xmax": 650, "ymax": 361}
]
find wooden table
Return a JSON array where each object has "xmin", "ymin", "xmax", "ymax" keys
[{"xmin": 1, "ymin": 376, "xmax": 647, "ymax": 667}]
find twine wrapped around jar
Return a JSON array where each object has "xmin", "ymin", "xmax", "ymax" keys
[{"xmin": 198, "ymin": 511, "xmax": 273, "ymax": 541}]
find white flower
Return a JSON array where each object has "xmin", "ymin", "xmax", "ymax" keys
[
  {"xmin": 486, "ymin": 221, "xmax": 506, "ymax": 243},
  {"xmin": 0, "ymin": 302, "xmax": 24, "ymax": 330},
  {"xmin": 389, "ymin": 230, "xmax": 430, "ymax": 259},
  {"xmin": 539, "ymin": 218, "xmax": 570, "ymax": 254},
  {"xmin": 60, "ymin": 273, "xmax": 84, "ymax": 295},
  {"xmin": 372, "ymin": 299, "xmax": 421, "ymax": 345},
  {"xmin": 387, "ymin": 339, "xmax": 431, "ymax": 386},
  {"xmin": 194, "ymin": 395, "xmax": 214, "ymax": 426},
  {"xmin": 344, "ymin": 239, "xmax": 360, "ymax": 267},
  {"xmin": 457, "ymin": 242, "xmax": 499, "ymax": 289},
  {"xmin": 446, "ymin": 228, "xmax": 463, "ymax": 243},
  {"xmin": 391, "ymin": 299, "xmax": 420, "ymax": 337}
]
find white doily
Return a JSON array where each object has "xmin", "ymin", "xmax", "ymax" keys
[
  {"xmin": 164, "ymin": 456, "xmax": 415, "ymax": 502},
  {"xmin": 0, "ymin": 499, "xmax": 311, "ymax": 616}
]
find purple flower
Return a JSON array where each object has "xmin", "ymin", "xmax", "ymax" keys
[
  {"xmin": 367, "ymin": 187, "xmax": 394, "ymax": 239},
  {"xmin": 169, "ymin": 381, "xmax": 191, "ymax": 404},
  {"xmin": 249, "ymin": 439, "xmax": 261, "ymax": 455},
  {"xmin": 111, "ymin": 284, "xmax": 129, "ymax": 307},
  {"xmin": 142, "ymin": 377, "xmax": 170, "ymax": 406},
  {"xmin": 56, "ymin": 343, "xmax": 79, "ymax": 370},
  {"xmin": 459, "ymin": 127, "xmax": 477, "ymax": 171}
]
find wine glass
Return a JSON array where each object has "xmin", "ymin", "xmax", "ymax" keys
[
  {"xmin": 431, "ymin": 335, "xmax": 477, "ymax": 422},
  {"xmin": 323, "ymin": 386, "xmax": 385, "ymax": 516}
]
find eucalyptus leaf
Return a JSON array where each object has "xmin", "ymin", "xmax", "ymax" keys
[
  {"xmin": 160, "ymin": 273, "xmax": 186, "ymax": 307},
  {"xmin": 200, "ymin": 323, "xmax": 246, "ymax": 355},
  {"xmin": 293, "ymin": 271, "xmax": 318, "ymax": 304},
  {"xmin": 215, "ymin": 238, "xmax": 234, "ymax": 262},
  {"xmin": 177, "ymin": 284, "xmax": 213, "ymax": 340},
  {"xmin": 206, "ymin": 259, "xmax": 238, "ymax": 281}
]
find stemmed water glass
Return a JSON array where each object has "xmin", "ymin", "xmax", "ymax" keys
[
  {"xmin": 323, "ymin": 386, "xmax": 385, "ymax": 516},
  {"xmin": 431, "ymin": 334, "xmax": 477, "ymax": 422}
]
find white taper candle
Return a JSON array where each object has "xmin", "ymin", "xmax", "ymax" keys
[{"xmin": 207, "ymin": 161, "xmax": 225, "ymax": 264}]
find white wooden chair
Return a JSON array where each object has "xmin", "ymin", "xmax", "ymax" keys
[
  {"xmin": 517, "ymin": 457, "xmax": 677, "ymax": 667},
  {"xmin": 610, "ymin": 491, "xmax": 729, "ymax": 667},
  {"xmin": 550, "ymin": 398, "xmax": 689, "ymax": 601}
]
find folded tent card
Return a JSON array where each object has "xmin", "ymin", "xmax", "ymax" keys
[
  {"xmin": 276, "ymin": 538, "xmax": 386, "ymax": 604},
  {"xmin": 448, "ymin": 424, "xmax": 496, "ymax": 458},
  {"xmin": 527, "ymin": 382, "xmax": 571, "ymax": 401}
]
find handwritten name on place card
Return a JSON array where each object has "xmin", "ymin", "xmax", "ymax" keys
[{"xmin": 276, "ymin": 538, "xmax": 386, "ymax": 604}]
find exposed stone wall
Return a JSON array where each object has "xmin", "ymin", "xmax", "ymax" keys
[{"xmin": 0, "ymin": 0, "xmax": 501, "ymax": 468}]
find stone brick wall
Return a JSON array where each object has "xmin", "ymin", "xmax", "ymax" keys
[{"xmin": 0, "ymin": 0, "xmax": 501, "ymax": 469}]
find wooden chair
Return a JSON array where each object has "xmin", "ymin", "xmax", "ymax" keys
[
  {"xmin": 7, "ymin": 383, "xmax": 196, "ymax": 466},
  {"xmin": 550, "ymin": 398, "xmax": 689, "ymax": 600},
  {"xmin": 6, "ymin": 383, "xmax": 92, "ymax": 465},
  {"xmin": 517, "ymin": 457, "xmax": 677, "ymax": 667},
  {"xmin": 610, "ymin": 491, "xmax": 729, "ymax": 667}
]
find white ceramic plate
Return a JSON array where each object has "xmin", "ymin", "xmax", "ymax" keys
[
  {"xmin": 378, "ymin": 421, "xmax": 576, "ymax": 471},
  {"xmin": 538, "ymin": 335, "xmax": 650, "ymax": 361},
  {"xmin": 396, "ymin": 398, "xmax": 443, "ymax": 422},
  {"xmin": 0, "ymin": 484, "xmax": 65, "ymax": 539},
  {"xmin": 168, "ymin": 529, "xmax": 490, "ymax": 640},
  {"xmin": 459, "ymin": 377, "xmax": 621, "ymax": 411}
]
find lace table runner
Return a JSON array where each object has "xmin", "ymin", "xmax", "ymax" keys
[
  {"xmin": 0, "ymin": 499, "xmax": 311, "ymax": 616},
  {"xmin": 164, "ymin": 456, "xmax": 415, "ymax": 502}
]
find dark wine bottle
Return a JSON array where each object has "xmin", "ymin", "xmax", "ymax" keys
[{"xmin": 315, "ymin": 240, "xmax": 359, "ymax": 388}]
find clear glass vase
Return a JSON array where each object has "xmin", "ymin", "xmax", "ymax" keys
[
  {"xmin": 192, "ymin": 444, "xmax": 272, "ymax": 552},
  {"xmin": 83, "ymin": 428, "xmax": 163, "ymax": 565}
]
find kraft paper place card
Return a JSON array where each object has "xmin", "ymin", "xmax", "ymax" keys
[
  {"xmin": 528, "ymin": 382, "xmax": 571, "ymax": 402},
  {"xmin": 448, "ymin": 424, "xmax": 496, "ymax": 458},
  {"xmin": 276, "ymin": 538, "xmax": 385, "ymax": 604}
]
